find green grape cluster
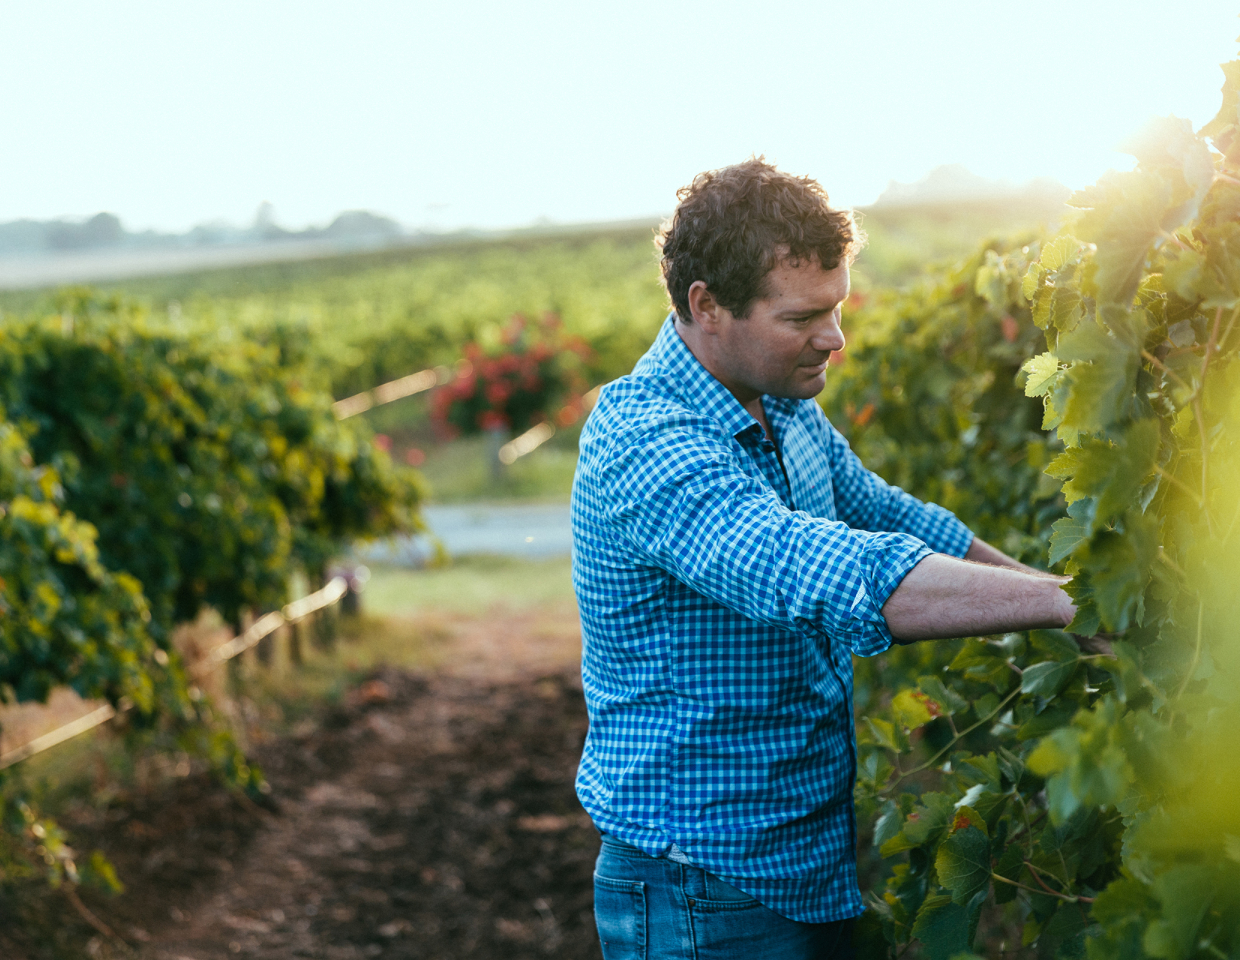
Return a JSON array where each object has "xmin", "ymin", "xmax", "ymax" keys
[{"xmin": 830, "ymin": 56, "xmax": 1240, "ymax": 959}]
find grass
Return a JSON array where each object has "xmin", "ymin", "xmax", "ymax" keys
[
  {"xmin": 232, "ymin": 555, "xmax": 576, "ymax": 726},
  {"xmin": 355, "ymin": 387, "xmax": 580, "ymax": 503},
  {"xmin": 363, "ymin": 555, "xmax": 575, "ymax": 616},
  {"xmin": 415, "ymin": 431, "xmax": 580, "ymax": 504}
]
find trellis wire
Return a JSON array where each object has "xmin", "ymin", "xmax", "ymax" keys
[{"xmin": 0, "ymin": 576, "xmax": 349, "ymax": 772}]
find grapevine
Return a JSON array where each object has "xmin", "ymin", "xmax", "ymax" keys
[
  {"xmin": 830, "ymin": 53, "xmax": 1240, "ymax": 959},
  {"xmin": 0, "ymin": 292, "xmax": 422, "ymax": 906}
]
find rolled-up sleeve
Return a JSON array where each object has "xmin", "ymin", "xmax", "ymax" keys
[
  {"xmin": 818, "ymin": 412, "xmax": 974, "ymax": 558},
  {"xmin": 596, "ymin": 418, "xmax": 934, "ymax": 656}
]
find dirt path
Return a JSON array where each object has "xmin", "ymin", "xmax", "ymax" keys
[{"xmin": 2, "ymin": 605, "xmax": 602, "ymax": 960}]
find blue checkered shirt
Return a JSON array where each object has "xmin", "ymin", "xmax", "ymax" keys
[{"xmin": 571, "ymin": 315, "xmax": 974, "ymax": 923}]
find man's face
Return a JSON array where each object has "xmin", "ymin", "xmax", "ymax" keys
[{"xmin": 709, "ymin": 257, "xmax": 849, "ymax": 402}]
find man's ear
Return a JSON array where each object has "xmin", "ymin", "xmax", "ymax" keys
[{"xmin": 687, "ymin": 281, "xmax": 727, "ymax": 332}]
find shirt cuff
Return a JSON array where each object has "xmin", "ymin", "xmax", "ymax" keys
[{"xmin": 840, "ymin": 536, "xmax": 934, "ymax": 657}]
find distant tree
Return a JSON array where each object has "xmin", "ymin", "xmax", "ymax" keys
[{"xmin": 46, "ymin": 212, "xmax": 123, "ymax": 250}]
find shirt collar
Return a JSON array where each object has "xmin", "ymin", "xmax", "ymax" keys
[{"xmin": 645, "ymin": 314, "xmax": 767, "ymax": 440}]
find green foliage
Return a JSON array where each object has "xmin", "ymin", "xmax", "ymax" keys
[
  {"xmin": 842, "ymin": 53, "xmax": 1240, "ymax": 959},
  {"xmin": 0, "ymin": 411, "xmax": 173, "ymax": 896},
  {"xmin": 0, "ymin": 206, "xmax": 1079, "ymax": 422},
  {"xmin": 62, "ymin": 229, "xmax": 672, "ymax": 400},
  {"xmin": 822, "ymin": 236, "xmax": 1060, "ymax": 566},
  {"xmin": 0, "ymin": 418, "xmax": 157, "ymax": 708},
  {"xmin": 0, "ymin": 293, "xmax": 423, "ymax": 638},
  {"xmin": 0, "ymin": 291, "xmax": 423, "ymax": 905}
]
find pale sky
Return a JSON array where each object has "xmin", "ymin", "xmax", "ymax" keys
[{"xmin": 2, "ymin": 2, "xmax": 1237, "ymax": 233}]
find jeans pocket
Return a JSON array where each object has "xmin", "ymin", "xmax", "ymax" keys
[
  {"xmin": 594, "ymin": 873, "xmax": 647, "ymax": 960},
  {"xmin": 701, "ymin": 872, "xmax": 759, "ymax": 904}
]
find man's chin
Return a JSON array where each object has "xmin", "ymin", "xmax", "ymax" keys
[{"xmin": 770, "ymin": 372, "xmax": 828, "ymax": 400}]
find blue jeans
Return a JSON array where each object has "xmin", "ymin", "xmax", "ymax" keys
[{"xmin": 593, "ymin": 837, "xmax": 855, "ymax": 960}]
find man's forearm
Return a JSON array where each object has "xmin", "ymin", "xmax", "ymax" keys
[
  {"xmin": 964, "ymin": 536, "xmax": 1059, "ymax": 577},
  {"xmin": 882, "ymin": 553, "xmax": 1075, "ymax": 643}
]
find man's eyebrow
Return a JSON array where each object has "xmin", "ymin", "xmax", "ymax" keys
[{"xmin": 772, "ymin": 300, "xmax": 843, "ymax": 319}]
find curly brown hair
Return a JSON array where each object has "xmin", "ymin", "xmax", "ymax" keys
[{"xmin": 657, "ymin": 157, "xmax": 864, "ymax": 322}]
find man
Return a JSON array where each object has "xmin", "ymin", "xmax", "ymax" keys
[{"xmin": 570, "ymin": 159, "xmax": 1074, "ymax": 960}]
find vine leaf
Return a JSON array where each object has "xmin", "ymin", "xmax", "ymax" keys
[
  {"xmin": 1074, "ymin": 171, "xmax": 1174, "ymax": 307},
  {"xmin": 936, "ymin": 816, "xmax": 991, "ymax": 908},
  {"xmin": 1048, "ymin": 515, "xmax": 1088, "ymax": 565},
  {"xmin": 917, "ymin": 675, "xmax": 967, "ymax": 715},
  {"xmin": 1049, "ymin": 287, "xmax": 1084, "ymax": 333},
  {"xmin": 1063, "ymin": 578, "xmax": 1102, "ymax": 638},
  {"xmin": 992, "ymin": 843, "xmax": 1024, "ymax": 906},
  {"xmin": 1162, "ymin": 247, "xmax": 1207, "ymax": 304},
  {"xmin": 892, "ymin": 689, "xmax": 940, "ymax": 731},
  {"xmin": 1042, "ymin": 235, "xmax": 1085, "ymax": 273},
  {"xmin": 1144, "ymin": 865, "xmax": 1218, "ymax": 960},
  {"xmin": 1022, "ymin": 352, "xmax": 1061, "ymax": 398},
  {"xmin": 1122, "ymin": 116, "xmax": 1216, "ymax": 213},
  {"xmin": 1058, "ymin": 323, "xmax": 1139, "ymax": 433},
  {"xmin": 1202, "ymin": 59, "xmax": 1240, "ymax": 162},
  {"xmin": 1016, "ymin": 701, "xmax": 1078, "ymax": 741},
  {"xmin": 865, "ymin": 716, "xmax": 902, "ymax": 752},
  {"xmin": 1021, "ymin": 660, "xmax": 1078, "ymax": 698},
  {"xmin": 1083, "ymin": 519, "xmax": 1158, "ymax": 632},
  {"xmin": 911, "ymin": 893, "xmax": 978, "ymax": 960},
  {"xmin": 902, "ymin": 793, "xmax": 959, "ymax": 847},
  {"xmin": 872, "ymin": 800, "xmax": 902, "ymax": 851},
  {"xmin": 1045, "ymin": 420, "xmax": 1159, "ymax": 524}
]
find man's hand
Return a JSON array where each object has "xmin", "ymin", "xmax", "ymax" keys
[
  {"xmin": 960, "ymin": 537, "xmax": 1113, "ymax": 655},
  {"xmin": 882, "ymin": 553, "xmax": 1076, "ymax": 643},
  {"xmin": 1071, "ymin": 632, "xmax": 1116, "ymax": 657}
]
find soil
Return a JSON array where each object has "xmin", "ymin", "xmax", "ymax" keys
[{"xmin": 1, "ymin": 658, "xmax": 603, "ymax": 959}]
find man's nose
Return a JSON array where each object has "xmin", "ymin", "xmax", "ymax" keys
[{"xmin": 811, "ymin": 314, "xmax": 845, "ymax": 353}]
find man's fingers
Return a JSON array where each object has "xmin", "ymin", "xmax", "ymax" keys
[{"xmin": 1069, "ymin": 632, "xmax": 1116, "ymax": 658}]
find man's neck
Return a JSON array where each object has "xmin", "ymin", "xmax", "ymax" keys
[
  {"xmin": 674, "ymin": 319, "xmax": 772, "ymax": 439},
  {"xmin": 745, "ymin": 397, "xmax": 773, "ymax": 441}
]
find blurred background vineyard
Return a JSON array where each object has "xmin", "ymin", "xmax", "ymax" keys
[
  {"xmin": 0, "ymin": 190, "xmax": 1070, "ymax": 507},
  {"xmin": 0, "ymin": 181, "xmax": 1069, "ymax": 958},
  {"xmin": 3, "ymin": 5, "xmax": 1239, "ymax": 958}
]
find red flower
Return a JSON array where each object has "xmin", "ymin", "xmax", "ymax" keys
[{"xmin": 429, "ymin": 311, "xmax": 597, "ymax": 438}]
